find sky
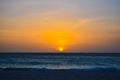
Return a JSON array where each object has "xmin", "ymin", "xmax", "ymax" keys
[{"xmin": 0, "ymin": 0, "xmax": 120, "ymax": 52}]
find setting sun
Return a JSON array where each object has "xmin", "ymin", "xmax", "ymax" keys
[
  {"xmin": 41, "ymin": 30, "xmax": 77, "ymax": 51},
  {"xmin": 59, "ymin": 48, "xmax": 63, "ymax": 52}
]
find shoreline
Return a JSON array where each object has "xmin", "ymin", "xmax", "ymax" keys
[{"xmin": 0, "ymin": 69, "xmax": 120, "ymax": 80}]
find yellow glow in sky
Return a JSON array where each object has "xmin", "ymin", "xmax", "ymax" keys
[
  {"xmin": 41, "ymin": 30, "xmax": 77, "ymax": 50},
  {"xmin": 59, "ymin": 47, "xmax": 63, "ymax": 52},
  {"xmin": 0, "ymin": 0, "xmax": 120, "ymax": 52}
]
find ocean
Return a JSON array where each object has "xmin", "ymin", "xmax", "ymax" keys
[{"xmin": 0, "ymin": 53, "xmax": 120, "ymax": 80}]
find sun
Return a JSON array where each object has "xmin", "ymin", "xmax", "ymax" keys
[{"xmin": 59, "ymin": 47, "xmax": 63, "ymax": 52}]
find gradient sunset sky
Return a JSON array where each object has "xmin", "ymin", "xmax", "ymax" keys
[{"xmin": 0, "ymin": 0, "xmax": 120, "ymax": 52}]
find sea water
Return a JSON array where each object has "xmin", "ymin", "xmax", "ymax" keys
[{"xmin": 0, "ymin": 53, "xmax": 120, "ymax": 70}]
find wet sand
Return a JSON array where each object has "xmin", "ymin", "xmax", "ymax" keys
[{"xmin": 0, "ymin": 69, "xmax": 120, "ymax": 80}]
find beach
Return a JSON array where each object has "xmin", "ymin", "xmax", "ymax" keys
[{"xmin": 0, "ymin": 68, "xmax": 120, "ymax": 80}]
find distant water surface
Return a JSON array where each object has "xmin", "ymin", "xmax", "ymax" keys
[{"xmin": 0, "ymin": 53, "xmax": 120, "ymax": 70}]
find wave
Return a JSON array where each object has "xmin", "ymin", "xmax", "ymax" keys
[
  {"xmin": 0, "ymin": 67, "xmax": 120, "ymax": 72},
  {"xmin": 0, "ymin": 54, "xmax": 120, "ymax": 73}
]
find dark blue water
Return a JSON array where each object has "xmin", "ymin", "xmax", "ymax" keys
[
  {"xmin": 0, "ymin": 53, "xmax": 120, "ymax": 80},
  {"xmin": 0, "ymin": 53, "xmax": 120, "ymax": 70}
]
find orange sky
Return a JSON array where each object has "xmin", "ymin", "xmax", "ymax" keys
[{"xmin": 0, "ymin": 0, "xmax": 120, "ymax": 52}]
